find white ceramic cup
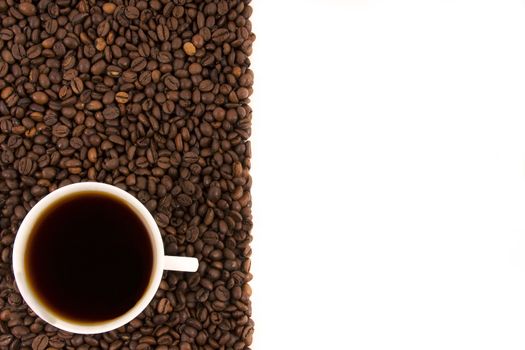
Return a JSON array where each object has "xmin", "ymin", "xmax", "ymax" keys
[{"xmin": 12, "ymin": 182, "xmax": 199, "ymax": 334}]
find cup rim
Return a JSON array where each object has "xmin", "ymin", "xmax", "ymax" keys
[{"xmin": 12, "ymin": 182, "xmax": 165, "ymax": 334}]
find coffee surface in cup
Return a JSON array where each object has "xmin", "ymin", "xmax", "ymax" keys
[{"xmin": 25, "ymin": 191, "xmax": 153, "ymax": 322}]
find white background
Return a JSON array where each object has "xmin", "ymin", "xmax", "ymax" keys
[{"xmin": 250, "ymin": 0, "xmax": 525, "ymax": 349}]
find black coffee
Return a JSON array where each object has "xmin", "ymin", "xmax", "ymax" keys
[{"xmin": 25, "ymin": 192, "xmax": 153, "ymax": 322}]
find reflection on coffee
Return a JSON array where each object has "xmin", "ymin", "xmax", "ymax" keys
[{"xmin": 25, "ymin": 192, "xmax": 153, "ymax": 322}]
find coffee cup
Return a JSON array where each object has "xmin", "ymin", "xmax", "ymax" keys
[{"xmin": 12, "ymin": 182, "xmax": 198, "ymax": 334}]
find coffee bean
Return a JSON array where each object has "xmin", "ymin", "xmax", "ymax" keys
[
  {"xmin": 212, "ymin": 28, "xmax": 230, "ymax": 44},
  {"xmin": 109, "ymin": 340, "xmax": 123, "ymax": 350},
  {"xmin": 215, "ymin": 285, "xmax": 230, "ymax": 302},
  {"xmin": 124, "ymin": 6, "xmax": 139, "ymax": 19},
  {"xmin": 192, "ymin": 34, "xmax": 205, "ymax": 48},
  {"xmin": 115, "ymin": 92, "xmax": 129, "ymax": 104},
  {"xmin": 0, "ymin": 334, "xmax": 11, "ymax": 346},
  {"xmin": 176, "ymin": 194, "xmax": 192, "ymax": 207},
  {"xmin": 164, "ymin": 75, "xmax": 179, "ymax": 90},
  {"xmin": 154, "ymin": 212, "xmax": 169, "ymax": 228},
  {"xmin": 137, "ymin": 71, "xmax": 151, "ymax": 86},
  {"xmin": 17, "ymin": 157, "xmax": 33, "ymax": 176},
  {"xmin": 71, "ymin": 77, "xmax": 84, "ymax": 95},
  {"xmin": 237, "ymin": 87, "xmax": 251, "ymax": 100},
  {"xmin": 104, "ymin": 158, "xmax": 119, "ymax": 170},
  {"xmin": 18, "ymin": 3, "xmax": 36, "ymax": 16},
  {"xmin": 183, "ymin": 42, "xmax": 196, "ymax": 56},
  {"xmin": 188, "ymin": 63, "xmax": 202, "ymax": 75},
  {"xmin": 157, "ymin": 25, "xmax": 169, "ymax": 41},
  {"xmin": 102, "ymin": 105, "xmax": 119, "ymax": 120},
  {"xmin": 86, "ymin": 100, "xmax": 103, "ymax": 111},
  {"xmin": 31, "ymin": 92, "xmax": 48, "ymax": 105},
  {"xmin": 41, "ymin": 167, "xmax": 56, "ymax": 179},
  {"xmin": 208, "ymin": 186, "xmax": 222, "ymax": 202},
  {"xmin": 102, "ymin": 3, "xmax": 116, "ymax": 14},
  {"xmin": 199, "ymin": 80, "xmax": 214, "ymax": 92},
  {"xmin": 156, "ymin": 298, "xmax": 172, "ymax": 314},
  {"xmin": 180, "ymin": 342, "xmax": 191, "ymax": 350},
  {"xmin": 31, "ymin": 334, "xmax": 48, "ymax": 350},
  {"xmin": 195, "ymin": 331, "xmax": 207, "ymax": 345},
  {"xmin": 217, "ymin": 1, "xmax": 229, "ymax": 15},
  {"xmin": 131, "ymin": 57, "xmax": 147, "ymax": 72},
  {"xmin": 48, "ymin": 336, "xmax": 65, "ymax": 348},
  {"xmin": 69, "ymin": 335, "xmax": 83, "ymax": 347},
  {"xmin": 52, "ymin": 124, "xmax": 69, "ymax": 138},
  {"xmin": 91, "ymin": 60, "xmax": 106, "ymax": 75},
  {"xmin": 183, "ymin": 151, "xmax": 199, "ymax": 164},
  {"xmin": 11, "ymin": 325, "xmax": 29, "ymax": 338},
  {"xmin": 84, "ymin": 336, "xmax": 98, "ymax": 346},
  {"xmin": 27, "ymin": 45, "xmax": 41, "ymax": 59},
  {"xmin": 186, "ymin": 225, "xmax": 199, "ymax": 243},
  {"xmin": 0, "ymin": 0, "xmax": 254, "ymax": 347},
  {"xmin": 156, "ymin": 335, "xmax": 172, "ymax": 345},
  {"xmin": 95, "ymin": 38, "xmax": 106, "ymax": 51},
  {"xmin": 203, "ymin": 231, "xmax": 219, "ymax": 245}
]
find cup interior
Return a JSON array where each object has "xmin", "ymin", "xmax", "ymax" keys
[{"xmin": 12, "ymin": 182, "xmax": 165, "ymax": 334}]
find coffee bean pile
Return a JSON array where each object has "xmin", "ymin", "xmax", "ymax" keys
[{"xmin": 0, "ymin": 0, "xmax": 254, "ymax": 349}]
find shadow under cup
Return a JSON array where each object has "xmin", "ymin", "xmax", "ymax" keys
[{"xmin": 21, "ymin": 190, "xmax": 156, "ymax": 325}]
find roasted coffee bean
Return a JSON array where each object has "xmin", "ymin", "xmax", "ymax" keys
[
  {"xmin": 31, "ymin": 92, "xmax": 48, "ymax": 105},
  {"xmin": 208, "ymin": 186, "xmax": 222, "ymax": 202},
  {"xmin": 164, "ymin": 75, "xmax": 179, "ymax": 90},
  {"xmin": 183, "ymin": 42, "xmax": 196, "ymax": 56},
  {"xmin": 183, "ymin": 151, "xmax": 199, "ymax": 164},
  {"xmin": 17, "ymin": 157, "xmax": 33, "ymax": 176},
  {"xmin": 86, "ymin": 100, "xmax": 103, "ymax": 111},
  {"xmin": 115, "ymin": 92, "xmax": 129, "ymax": 104},
  {"xmin": 124, "ymin": 6, "xmax": 140, "ymax": 19},
  {"xmin": 11, "ymin": 325, "xmax": 29, "ymax": 338},
  {"xmin": 71, "ymin": 77, "xmax": 84, "ymax": 95},
  {"xmin": 102, "ymin": 3, "xmax": 116, "ymax": 14},
  {"xmin": 131, "ymin": 57, "xmax": 147, "ymax": 72},
  {"xmin": 156, "ymin": 298, "xmax": 172, "ymax": 314},
  {"xmin": 109, "ymin": 340, "xmax": 123, "ymax": 350},
  {"xmin": 91, "ymin": 60, "xmax": 106, "ymax": 75},
  {"xmin": 157, "ymin": 25, "xmax": 169, "ymax": 42},
  {"xmin": 31, "ymin": 334, "xmax": 48, "ymax": 350},
  {"xmin": 18, "ymin": 3, "xmax": 36, "ymax": 16},
  {"xmin": 0, "ymin": 0, "xmax": 254, "ymax": 348},
  {"xmin": 199, "ymin": 80, "xmax": 214, "ymax": 92},
  {"xmin": 215, "ymin": 285, "xmax": 230, "ymax": 302},
  {"xmin": 52, "ymin": 124, "xmax": 69, "ymax": 138},
  {"xmin": 102, "ymin": 105, "xmax": 119, "ymax": 120},
  {"xmin": 0, "ymin": 334, "xmax": 12, "ymax": 347}
]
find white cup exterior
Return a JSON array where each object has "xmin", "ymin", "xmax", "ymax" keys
[{"xmin": 12, "ymin": 182, "xmax": 198, "ymax": 334}]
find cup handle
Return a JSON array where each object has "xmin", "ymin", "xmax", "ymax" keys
[{"xmin": 163, "ymin": 256, "xmax": 199, "ymax": 272}]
